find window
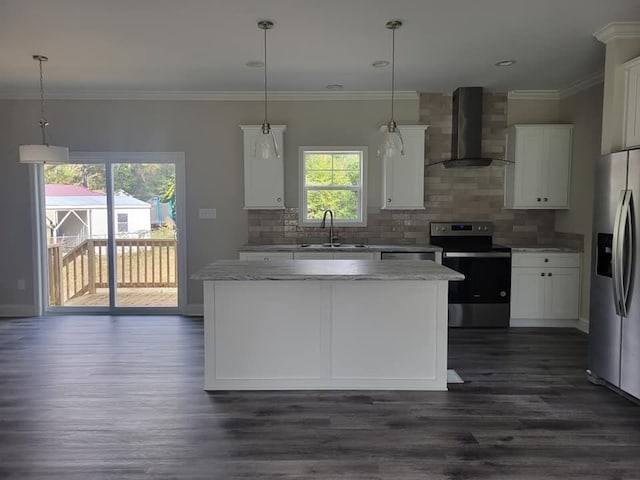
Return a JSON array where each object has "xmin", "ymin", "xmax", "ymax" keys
[
  {"xmin": 117, "ymin": 213, "xmax": 129, "ymax": 233},
  {"xmin": 299, "ymin": 147, "xmax": 367, "ymax": 226}
]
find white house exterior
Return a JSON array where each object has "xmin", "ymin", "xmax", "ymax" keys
[{"xmin": 45, "ymin": 184, "xmax": 151, "ymax": 243}]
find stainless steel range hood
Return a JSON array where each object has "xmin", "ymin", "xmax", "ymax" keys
[{"xmin": 444, "ymin": 87, "xmax": 494, "ymax": 168}]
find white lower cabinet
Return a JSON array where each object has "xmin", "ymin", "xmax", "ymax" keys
[
  {"xmin": 510, "ymin": 253, "xmax": 581, "ymax": 324},
  {"xmin": 239, "ymin": 252, "xmax": 293, "ymax": 261}
]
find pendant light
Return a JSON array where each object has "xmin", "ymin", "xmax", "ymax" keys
[
  {"xmin": 19, "ymin": 55, "xmax": 69, "ymax": 164},
  {"xmin": 379, "ymin": 20, "xmax": 405, "ymax": 158},
  {"xmin": 254, "ymin": 20, "xmax": 280, "ymax": 160}
]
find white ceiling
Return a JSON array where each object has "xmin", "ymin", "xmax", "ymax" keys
[{"xmin": 0, "ymin": 0, "xmax": 638, "ymax": 96}]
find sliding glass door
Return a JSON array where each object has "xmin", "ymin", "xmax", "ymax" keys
[{"xmin": 40, "ymin": 153, "xmax": 185, "ymax": 313}]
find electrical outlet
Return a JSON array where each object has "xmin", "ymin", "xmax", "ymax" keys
[{"xmin": 17, "ymin": 279, "xmax": 25, "ymax": 291}]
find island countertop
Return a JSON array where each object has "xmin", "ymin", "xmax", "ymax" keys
[{"xmin": 192, "ymin": 259, "xmax": 464, "ymax": 282}]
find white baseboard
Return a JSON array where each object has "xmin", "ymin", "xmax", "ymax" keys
[
  {"xmin": 510, "ymin": 318, "xmax": 580, "ymax": 328},
  {"xmin": 186, "ymin": 303, "xmax": 204, "ymax": 316},
  {"xmin": 0, "ymin": 304, "xmax": 38, "ymax": 318},
  {"xmin": 576, "ymin": 317, "xmax": 590, "ymax": 334}
]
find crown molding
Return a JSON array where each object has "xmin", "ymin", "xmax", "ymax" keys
[
  {"xmin": 508, "ymin": 71, "xmax": 605, "ymax": 101},
  {"xmin": 594, "ymin": 22, "xmax": 640, "ymax": 44},
  {"xmin": 507, "ymin": 90, "xmax": 560, "ymax": 101},
  {"xmin": 0, "ymin": 89, "xmax": 418, "ymax": 101},
  {"xmin": 559, "ymin": 71, "xmax": 604, "ymax": 98}
]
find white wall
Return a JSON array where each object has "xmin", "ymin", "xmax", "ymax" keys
[
  {"xmin": 0, "ymin": 97, "xmax": 418, "ymax": 308},
  {"xmin": 557, "ymin": 83, "xmax": 605, "ymax": 321}
]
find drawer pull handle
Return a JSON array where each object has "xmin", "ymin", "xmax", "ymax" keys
[
  {"xmin": 548, "ymin": 272, "xmax": 553, "ymax": 277},
  {"xmin": 544, "ymin": 258, "xmax": 549, "ymax": 263},
  {"xmin": 537, "ymin": 197, "xmax": 541, "ymax": 202},
  {"xmin": 541, "ymin": 272, "xmax": 545, "ymax": 277}
]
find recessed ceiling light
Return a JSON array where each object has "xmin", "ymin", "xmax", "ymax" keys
[
  {"xmin": 495, "ymin": 59, "xmax": 517, "ymax": 67},
  {"xmin": 245, "ymin": 60, "xmax": 265, "ymax": 68},
  {"xmin": 326, "ymin": 84, "xmax": 344, "ymax": 90},
  {"xmin": 372, "ymin": 60, "xmax": 390, "ymax": 68}
]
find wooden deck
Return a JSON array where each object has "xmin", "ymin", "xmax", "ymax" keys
[{"xmin": 64, "ymin": 287, "xmax": 177, "ymax": 307}]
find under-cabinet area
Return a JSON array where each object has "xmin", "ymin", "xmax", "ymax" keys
[{"xmin": 510, "ymin": 251, "xmax": 581, "ymax": 326}]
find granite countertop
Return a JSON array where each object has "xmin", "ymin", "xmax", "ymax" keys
[
  {"xmin": 238, "ymin": 244, "xmax": 443, "ymax": 253},
  {"xmin": 509, "ymin": 245, "xmax": 582, "ymax": 253},
  {"xmin": 192, "ymin": 259, "xmax": 464, "ymax": 281}
]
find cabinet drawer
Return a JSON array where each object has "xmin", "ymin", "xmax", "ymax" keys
[
  {"xmin": 512, "ymin": 253, "xmax": 580, "ymax": 268},
  {"xmin": 239, "ymin": 252, "xmax": 293, "ymax": 261}
]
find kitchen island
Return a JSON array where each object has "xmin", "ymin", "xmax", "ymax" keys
[{"xmin": 192, "ymin": 259, "xmax": 464, "ymax": 391}]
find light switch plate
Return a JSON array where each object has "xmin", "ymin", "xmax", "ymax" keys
[{"xmin": 199, "ymin": 208, "xmax": 217, "ymax": 219}]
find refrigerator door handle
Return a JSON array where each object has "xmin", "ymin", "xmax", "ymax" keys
[
  {"xmin": 612, "ymin": 190, "xmax": 626, "ymax": 316},
  {"xmin": 620, "ymin": 190, "xmax": 634, "ymax": 317}
]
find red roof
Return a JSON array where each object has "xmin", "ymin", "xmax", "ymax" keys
[{"xmin": 45, "ymin": 184, "xmax": 103, "ymax": 196}]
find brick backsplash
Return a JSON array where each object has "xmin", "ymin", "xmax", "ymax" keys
[{"xmin": 247, "ymin": 92, "xmax": 583, "ymax": 250}]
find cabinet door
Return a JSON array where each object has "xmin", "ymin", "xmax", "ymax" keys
[
  {"xmin": 544, "ymin": 268, "xmax": 580, "ymax": 319},
  {"xmin": 239, "ymin": 252, "xmax": 293, "ymax": 261},
  {"xmin": 544, "ymin": 127, "xmax": 572, "ymax": 208},
  {"xmin": 510, "ymin": 268, "xmax": 545, "ymax": 318},
  {"xmin": 293, "ymin": 252, "xmax": 334, "ymax": 260},
  {"xmin": 625, "ymin": 59, "xmax": 640, "ymax": 148},
  {"xmin": 381, "ymin": 126, "xmax": 427, "ymax": 210},
  {"xmin": 241, "ymin": 125, "xmax": 286, "ymax": 209},
  {"xmin": 513, "ymin": 127, "xmax": 546, "ymax": 207}
]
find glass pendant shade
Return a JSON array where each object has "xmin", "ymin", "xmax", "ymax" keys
[
  {"xmin": 380, "ymin": 121, "xmax": 405, "ymax": 158},
  {"xmin": 19, "ymin": 144, "xmax": 69, "ymax": 164},
  {"xmin": 254, "ymin": 124, "xmax": 280, "ymax": 159}
]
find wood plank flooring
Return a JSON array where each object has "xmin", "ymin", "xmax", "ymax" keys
[{"xmin": 0, "ymin": 316, "xmax": 638, "ymax": 479}]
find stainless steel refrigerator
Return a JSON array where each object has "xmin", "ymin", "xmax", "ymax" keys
[{"xmin": 589, "ymin": 148, "xmax": 640, "ymax": 402}]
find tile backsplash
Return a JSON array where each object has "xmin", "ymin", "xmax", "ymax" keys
[{"xmin": 247, "ymin": 92, "xmax": 583, "ymax": 250}]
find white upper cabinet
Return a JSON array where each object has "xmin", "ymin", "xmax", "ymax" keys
[
  {"xmin": 240, "ymin": 125, "xmax": 286, "ymax": 209},
  {"xmin": 380, "ymin": 125, "xmax": 428, "ymax": 210},
  {"xmin": 624, "ymin": 56, "xmax": 640, "ymax": 149},
  {"xmin": 504, "ymin": 124, "xmax": 573, "ymax": 209}
]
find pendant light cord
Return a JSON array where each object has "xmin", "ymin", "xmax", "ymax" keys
[
  {"xmin": 390, "ymin": 26, "xmax": 395, "ymax": 122},
  {"xmin": 38, "ymin": 57, "xmax": 49, "ymax": 145},
  {"xmin": 263, "ymin": 25, "xmax": 268, "ymax": 126}
]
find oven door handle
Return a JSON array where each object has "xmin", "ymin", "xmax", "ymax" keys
[{"xmin": 443, "ymin": 252, "xmax": 511, "ymax": 258}]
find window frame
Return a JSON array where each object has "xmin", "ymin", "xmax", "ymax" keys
[
  {"xmin": 298, "ymin": 146, "xmax": 368, "ymax": 227},
  {"xmin": 116, "ymin": 212, "xmax": 129, "ymax": 233}
]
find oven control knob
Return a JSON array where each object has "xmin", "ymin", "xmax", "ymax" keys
[{"xmin": 500, "ymin": 291, "xmax": 507, "ymax": 297}]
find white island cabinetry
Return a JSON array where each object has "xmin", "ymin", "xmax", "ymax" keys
[{"xmin": 194, "ymin": 259, "xmax": 463, "ymax": 391}]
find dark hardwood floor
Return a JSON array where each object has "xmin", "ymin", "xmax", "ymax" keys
[{"xmin": 0, "ymin": 316, "xmax": 638, "ymax": 479}]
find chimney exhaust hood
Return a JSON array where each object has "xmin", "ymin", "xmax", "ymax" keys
[{"xmin": 443, "ymin": 86, "xmax": 494, "ymax": 168}]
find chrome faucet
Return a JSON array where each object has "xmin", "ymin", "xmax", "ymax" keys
[{"xmin": 320, "ymin": 209, "xmax": 336, "ymax": 247}]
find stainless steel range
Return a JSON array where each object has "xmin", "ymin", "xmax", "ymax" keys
[{"xmin": 430, "ymin": 222, "xmax": 511, "ymax": 327}]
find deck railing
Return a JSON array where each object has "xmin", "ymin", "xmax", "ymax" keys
[{"xmin": 47, "ymin": 238, "xmax": 177, "ymax": 305}]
